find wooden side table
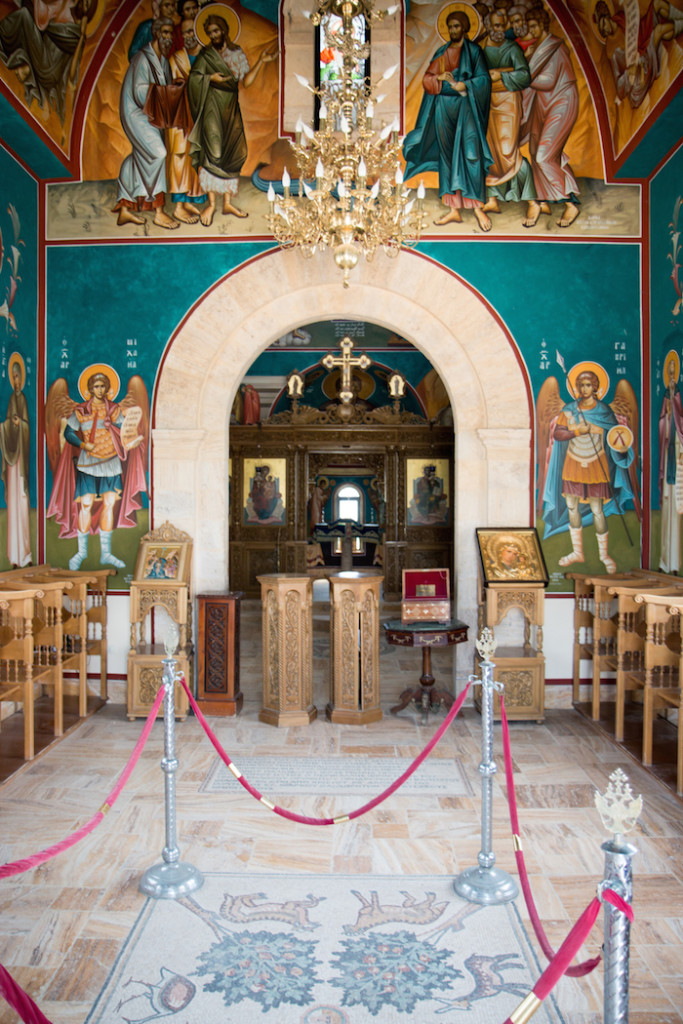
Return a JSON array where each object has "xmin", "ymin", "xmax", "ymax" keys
[
  {"xmin": 327, "ymin": 572, "xmax": 383, "ymax": 725},
  {"xmin": 384, "ymin": 619, "xmax": 468, "ymax": 715},
  {"xmin": 196, "ymin": 592, "xmax": 243, "ymax": 716},
  {"xmin": 256, "ymin": 574, "xmax": 316, "ymax": 727}
]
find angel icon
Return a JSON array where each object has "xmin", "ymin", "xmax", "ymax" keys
[
  {"xmin": 537, "ymin": 359, "xmax": 640, "ymax": 574},
  {"xmin": 45, "ymin": 365, "xmax": 148, "ymax": 571}
]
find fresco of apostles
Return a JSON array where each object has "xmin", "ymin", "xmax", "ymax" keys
[
  {"xmin": 402, "ymin": 0, "xmax": 681, "ymax": 232},
  {"xmin": 80, "ymin": 0, "xmax": 279, "ymax": 232}
]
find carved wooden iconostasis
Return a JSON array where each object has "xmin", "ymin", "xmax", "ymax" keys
[{"xmin": 229, "ymin": 323, "xmax": 453, "ymax": 599}]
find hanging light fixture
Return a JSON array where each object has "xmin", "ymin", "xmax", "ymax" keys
[{"xmin": 266, "ymin": 0, "xmax": 426, "ymax": 287}]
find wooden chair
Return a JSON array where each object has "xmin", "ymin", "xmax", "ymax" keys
[
  {"xmin": 0, "ymin": 587, "xmax": 43, "ymax": 760},
  {"xmin": 567, "ymin": 571, "xmax": 666, "ymax": 721},
  {"xmin": 566, "ymin": 572, "xmax": 595, "ymax": 704},
  {"xmin": 25, "ymin": 572, "xmax": 93, "ymax": 716},
  {"xmin": 610, "ymin": 580, "xmax": 683, "ymax": 741},
  {"xmin": 0, "ymin": 565, "xmax": 114, "ymax": 704},
  {"xmin": 633, "ymin": 590, "xmax": 683, "ymax": 795},
  {"xmin": 3, "ymin": 579, "xmax": 68, "ymax": 739}
]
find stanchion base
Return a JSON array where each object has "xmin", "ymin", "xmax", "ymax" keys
[
  {"xmin": 453, "ymin": 865, "xmax": 519, "ymax": 905},
  {"xmin": 139, "ymin": 860, "xmax": 204, "ymax": 900}
]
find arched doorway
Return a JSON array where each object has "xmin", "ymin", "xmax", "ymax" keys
[{"xmin": 152, "ymin": 247, "xmax": 532, "ymax": 644}]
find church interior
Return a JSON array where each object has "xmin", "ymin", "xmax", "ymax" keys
[{"xmin": 0, "ymin": 0, "xmax": 682, "ymax": 1020}]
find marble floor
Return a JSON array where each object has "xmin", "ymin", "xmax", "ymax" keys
[{"xmin": 0, "ymin": 600, "xmax": 682, "ymax": 1024}]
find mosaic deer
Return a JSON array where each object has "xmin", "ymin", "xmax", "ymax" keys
[
  {"xmin": 343, "ymin": 890, "xmax": 449, "ymax": 933},
  {"xmin": 219, "ymin": 891, "xmax": 324, "ymax": 930}
]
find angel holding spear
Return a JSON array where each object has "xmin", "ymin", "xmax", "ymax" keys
[{"xmin": 537, "ymin": 355, "xmax": 639, "ymax": 574}]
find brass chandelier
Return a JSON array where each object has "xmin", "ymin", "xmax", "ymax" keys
[{"xmin": 266, "ymin": 0, "xmax": 427, "ymax": 287}]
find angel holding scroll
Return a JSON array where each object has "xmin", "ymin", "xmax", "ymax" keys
[
  {"xmin": 537, "ymin": 359, "xmax": 640, "ymax": 574},
  {"xmin": 45, "ymin": 368, "xmax": 149, "ymax": 571}
]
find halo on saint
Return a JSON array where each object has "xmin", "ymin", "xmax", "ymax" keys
[
  {"xmin": 195, "ymin": 3, "xmax": 242, "ymax": 46},
  {"xmin": 317, "ymin": 475, "xmax": 329, "ymax": 489},
  {"xmin": 436, "ymin": 2, "xmax": 481, "ymax": 41},
  {"xmin": 567, "ymin": 360, "xmax": 609, "ymax": 401},
  {"xmin": 78, "ymin": 364, "xmax": 120, "ymax": 403},
  {"xmin": 7, "ymin": 352, "xmax": 26, "ymax": 390},
  {"xmin": 85, "ymin": 0, "xmax": 108, "ymax": 38},
  {"xmin": 663, "ymin": 349, "xmax": 680, "ymax": 388}
]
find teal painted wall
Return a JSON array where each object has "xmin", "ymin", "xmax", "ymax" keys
[
  {"xmin": 0, "ymin": 145, "xmax": 38, "ymax": 569},
  {"xmin": 43, "ymin": 236, "xmax": 642, "ymax": 586}
]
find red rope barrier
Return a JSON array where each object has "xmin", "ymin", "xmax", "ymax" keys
[
  {"xmin": 0, "ymin": 685, "xmax": 165, "ymax": 879},
  {"xmin": 499, "ymin": 693, "xmax": 601, "ymax": 978},
  {"xmin": 503, "ymin": 888, "xmax": 633, "ymax": 1023},
  {"xmin": 0, "ymin": 965, "xmax": 53, "ymax": 1024},
  {"xmin": 179, "ymin": 676, "xmax": 471, "ymax": 825}
]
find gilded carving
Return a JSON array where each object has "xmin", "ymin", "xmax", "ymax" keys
[
  {"xmin": 499, "ymin": 670, "xmax": 534, "ymax": 707},
  {"xmin": 265, "ymin": 589, "xmax": 279, "ymax": 705},
  {"xmin": 496, "ymin": 590, "xmax": 536, "ymax": 619},
  {"xmin": 139, "ymin": 666, "xmax": 163, "ymax": 704},
  {"xmin": 340, "ymin": 589, "xmax": 357, "ymax": 705},
  {"xmin": 206, "ymin": 605, "xmax": 227, "ymax": 694},
  {"xmin": 284, "ymin": 590, "xmax": 301, "ymax": 704}
]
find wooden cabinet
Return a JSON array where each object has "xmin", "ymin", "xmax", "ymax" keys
[
  {"xmin": 196, "ymin": 592, "xmax": 243, "ymax": 715},
  {"xmin": 476, "ymin": 580, "xmax": 545, "ymax": 723}
]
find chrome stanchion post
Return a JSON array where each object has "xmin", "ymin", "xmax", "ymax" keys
[
  {"xmin": 596, "ymin": 768, "xmax": 641, "ymax": 1024},
  {"xmin": 454, "ymin": 628, "xmax": 518, "ymax": 905},
  {"xmin": 140, "ymin": 626, "xmax": 203, "ymax": 900}
]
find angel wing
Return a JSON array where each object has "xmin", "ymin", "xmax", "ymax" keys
[
  {"xmin": 45, "ymin": 378, "xmax": 77, "ymax": 476},
  {"xmin": 119, "ymin": 375, "xmax": 150, "ymax": 453},
  {"xmin": 535, "ymin": 376, "xmax": 564, "ymax": 517},
  {"xmin": 610, "ymin": 378, "xmax": 642, "ymax": 519}
]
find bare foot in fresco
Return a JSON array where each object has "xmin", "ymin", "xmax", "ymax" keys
[
  {"xmin": 174, "ymin": 202, "xmax": 199, "ymax": 224},
  {"xmin": 473, "ymin": 207, "xmax": 492, "ymax": 232},
  {"xmin": 116, "ymin": 207, "xmax": 145, "ymax": 226},
  {"xmin": 222, "ymin": 199, "xmax": 248, "ymax": 218},
  {"xmin": 481, "ymin": 197, "xmax": 500, "ymax": 214},
  {"xmin": 153, "ymin": 209, "xmax": 180, "ymax": 229},
  {"xmin": 200, "ymin": 201, "xmax": 216, "ymax": 226},
  {"xmin": 523, "ymin": 200, "xmax": 544, "ymax": 227},
  {"xmin": 557, "ymin": 201, "xmax": 580, "ymax": 227},
  {"xmin": 434, "ymin": 208, "xmax": 462, "ymax": 225}
]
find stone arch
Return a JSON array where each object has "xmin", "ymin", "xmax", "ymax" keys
[{"xmin": 153, "ymin": 247, "xmax": 532, "ymax": 635}]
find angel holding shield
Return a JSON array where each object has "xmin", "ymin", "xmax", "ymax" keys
[
  {"xmin": 537, "ymin": 360, "xmax": 640, "ymax": 574},
  {"xmin": 45, "ymin": 367, "xmax": 148, "ymax": 571}
]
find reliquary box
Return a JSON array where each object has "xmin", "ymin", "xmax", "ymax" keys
[{"xmin": 401, "ymin": 569, "xmax": 451, "ymax": 624}]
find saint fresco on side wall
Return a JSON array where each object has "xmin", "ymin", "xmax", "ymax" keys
[
  {"xmin": 536, "ymin": 359, "xmax": 641, "ymax": 589},
  {"xmin": 0, "ymin": 352, "xmax": 32, "ymax": 569},
  {"xmin": 44, "ymin": 365, "xmax": 149, "ymax": 581},
  {"xmin": 0, "ymin": 200, "xmax": 34, "ymax": 571}
]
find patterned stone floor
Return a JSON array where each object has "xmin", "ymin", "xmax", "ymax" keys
[{"xmin": 0, "ymin": 599, "xmax": 681, "ymax": 1024}]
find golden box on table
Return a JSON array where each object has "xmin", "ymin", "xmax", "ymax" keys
[{"xmin": 401, "ymin": 569, "xmax": 451, "ymax": 624}]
